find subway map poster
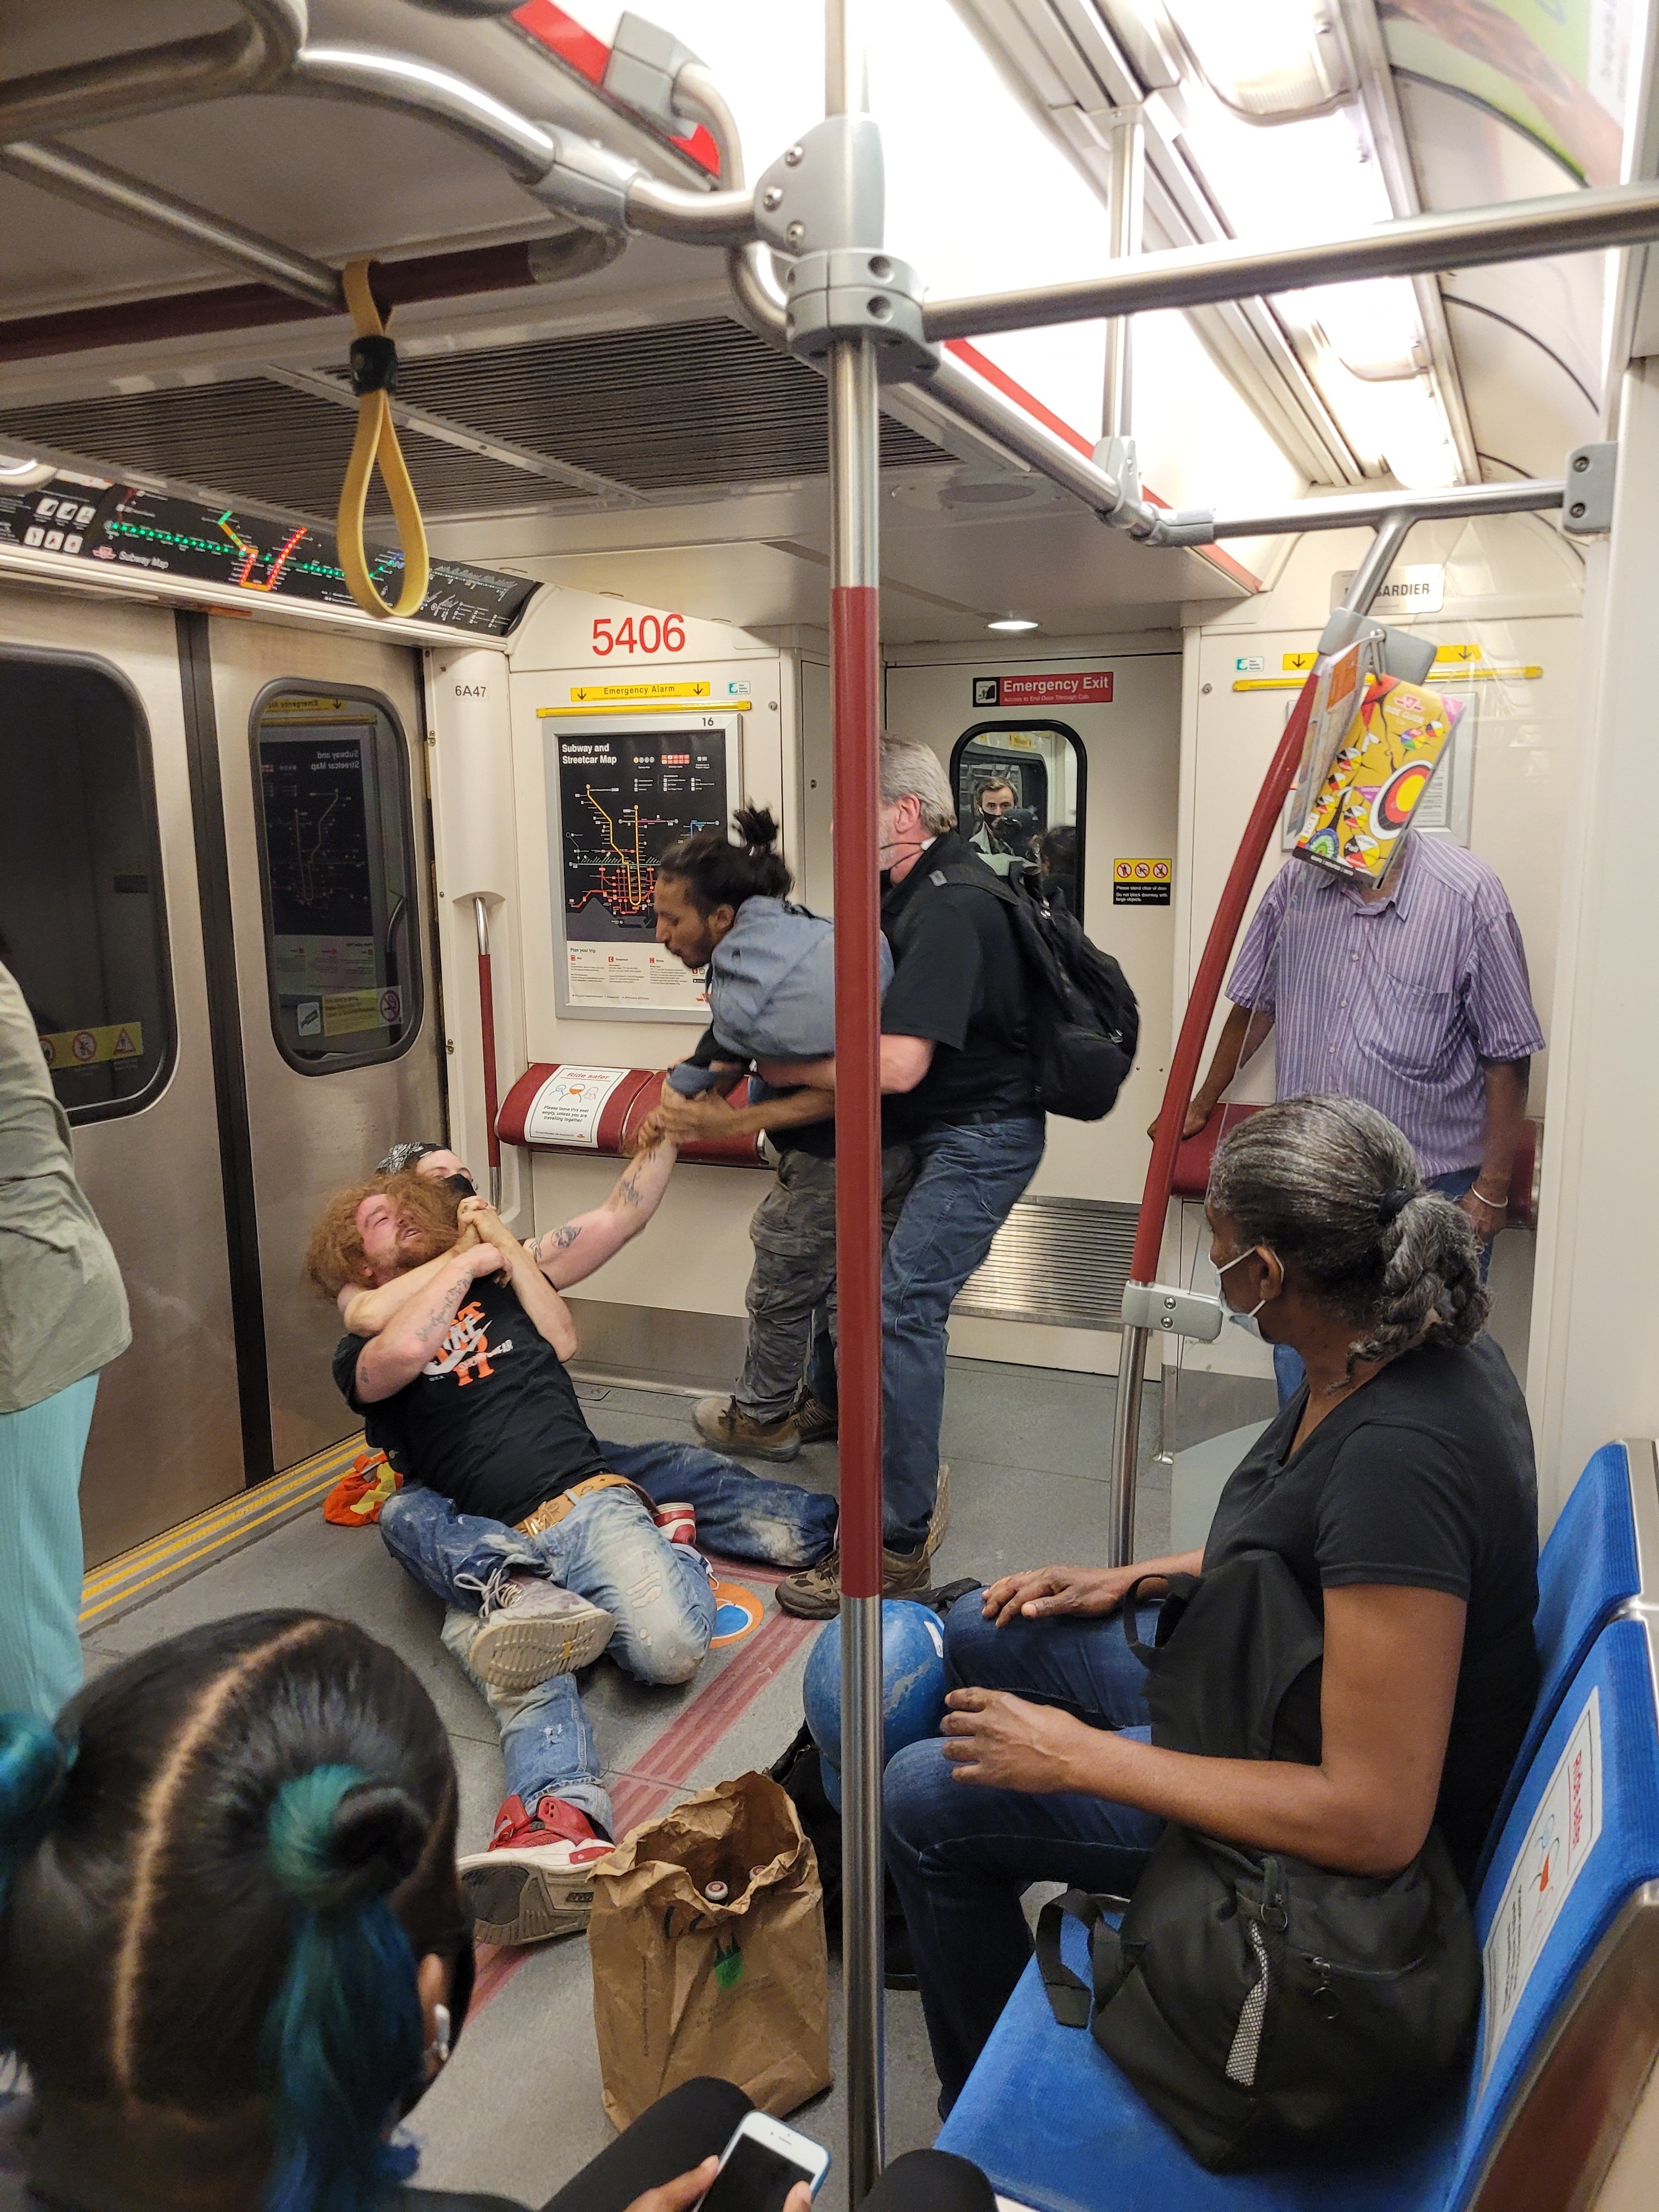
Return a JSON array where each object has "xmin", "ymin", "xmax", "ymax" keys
[{"xmin": 548, "ymin": 717, "xmax": 735, "ymax": 1018}]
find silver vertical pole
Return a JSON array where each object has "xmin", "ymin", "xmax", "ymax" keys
[{"xmin": 1102, "ymin": 108, "xmax": 1143, "ymax": 444}]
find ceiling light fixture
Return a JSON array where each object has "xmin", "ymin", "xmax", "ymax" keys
[
  {"xmin": 987, "ymin": 617, "xmax": 1040, "ymax": 632},
  {"xmin": 1161, "ymin": 0, "xmax": 1356, "ymax": 123}
]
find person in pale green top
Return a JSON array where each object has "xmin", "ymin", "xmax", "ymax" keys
[{"xmin": 0, "ymin": 961, "xmax": 129, "ymax": 1720}]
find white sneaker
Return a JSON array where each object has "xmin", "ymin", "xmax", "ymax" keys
[
  {"xmin": 463, "ymin": 1571, "xmax": 616, "ymax": 1691},
  {"xmin": 459, "ymin": 1793, "xmax": 613, "ymax": 1945}
]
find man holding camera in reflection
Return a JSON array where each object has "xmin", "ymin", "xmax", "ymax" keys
[{"xmin": 968, "ymin": 776, "xmax": 1033, "ymax": 879}]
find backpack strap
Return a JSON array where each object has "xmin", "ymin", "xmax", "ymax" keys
[
  {"xmin": 1035, "ymin": 1889, "xmax": 1107, "ymax": 2028},
  {"xmin": 1122, "ymin": 1572, "xmax": 1201, "ymax": 1663}
]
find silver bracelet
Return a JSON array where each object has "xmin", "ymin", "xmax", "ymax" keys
[{"xmin": 1470, "ymin": 1183, "xmax": 1508, "ymax": 1207}]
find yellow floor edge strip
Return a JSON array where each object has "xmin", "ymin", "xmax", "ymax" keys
[
  {"xmin": 80, "ymin": 1434, "xmax": 366, "ymax": 1630},
  {"xmin": 80, "ymin": 1438, "xmax": 363, "ymax": 1596}
]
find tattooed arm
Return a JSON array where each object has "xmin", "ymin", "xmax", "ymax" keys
[
  {"xmin": 458, "ymin": 1199, "xmax": 579, "ymax": 1361},
  {"xmin": 526, "ymin": 1133, "xmax": 681, "ymax": 1291},
  {"xmin": 353, "ymin": 1243, "xmax": 505, "ymax": 1402},
  {"xmin": 337, "ymin": 1227, "xmax": 482, "ymax": 1338}
]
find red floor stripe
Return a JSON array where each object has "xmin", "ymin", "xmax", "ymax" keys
[{"xmin": 469, "ymin": 1605, "xmax": 820, "ymax": 2014}]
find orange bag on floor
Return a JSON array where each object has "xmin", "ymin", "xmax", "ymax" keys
[
  {"xmin": 324, "ymin": 1450, "xmax": 401, "ymax": 1527},
  {"xmin": 589, "ymin": 1772, "xmax": 832, "ymax": 2126}
]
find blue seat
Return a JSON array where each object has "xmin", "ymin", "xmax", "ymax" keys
[
  {"xmin": 937, "ymin": 1457, "xmax": 1659, "ymax": 2212},
  {"xmin": 1471, "ymin": 1438, "xmax": 1647, "ymax": 1886}
]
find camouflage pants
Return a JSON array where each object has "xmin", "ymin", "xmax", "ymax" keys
[{"xmin": 735, "ymin": 1144, "xmax": 917, "ymax": 1419}]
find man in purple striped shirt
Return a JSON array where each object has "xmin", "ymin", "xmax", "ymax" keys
[{"xmin": 1181, "ymin": 832, "xmax": 1544, "ymax": 1399}]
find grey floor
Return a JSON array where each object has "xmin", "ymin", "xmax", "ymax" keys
[{"xmin": 82, "ymin": 1355, "xmax": 1273, "ymax": 2211}]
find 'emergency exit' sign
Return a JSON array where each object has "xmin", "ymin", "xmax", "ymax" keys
[{"xmin": 972, "ymin": 672, "xmax": 1114, "ymax": 707}]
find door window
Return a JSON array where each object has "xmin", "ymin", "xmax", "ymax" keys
[
  {"xmin": 951, "ymin": 721, "xmax": 1087, "ymax": 916},
  {"xmin": 250, "ymin": 684, "xmax": 422, "ymax": 1071},
  {"xmin": 0, "ymin": 652, "xmax": 173, "ymax": 1120}
]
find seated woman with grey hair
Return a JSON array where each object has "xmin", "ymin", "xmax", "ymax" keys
[{"xmin": 883, "ymin": 1092, "xmax": 1541, "ymax": 2107}]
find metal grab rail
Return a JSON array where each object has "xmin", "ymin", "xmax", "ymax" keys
[
  {"xmin": 922, "ymin": 175, "xmax": 1659, "ymax": 341},
  {"xmin": 0, "ymin": 0, "xmax": 305, "ymax": 140}
]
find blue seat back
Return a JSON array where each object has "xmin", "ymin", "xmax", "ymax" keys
[
  {"xmin": 1441, "ymin": 1613, "xmax": 1659, "ymax": 2203},
  {"xmin": 1473, "ymin": 1441, "xmax": 1643, "ymax": 1886}
]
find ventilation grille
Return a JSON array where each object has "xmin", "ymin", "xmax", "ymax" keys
[
  {"xmin": 0, "ymin": 318, "xmax": 944, "ymax": 521},
  {"xmin": 953, "ymin": 1195, "xmax": 1140, "ymax": 1331},
  {"xmin": 391, "ymin": 317, "xmax": 940, "ymax": 490},
  {"xmin": 0, "ymin": 376, "xmax": 588, "ymax": 523}
]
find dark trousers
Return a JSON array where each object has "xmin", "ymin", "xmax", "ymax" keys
[{"xmin": 539, "ymin": 2078, "xmax": 995, "ymax": 2212}]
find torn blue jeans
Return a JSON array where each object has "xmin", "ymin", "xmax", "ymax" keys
[{"xmin": 380, "ymin": 1437, "xmax": 838, "ymax": 1834}]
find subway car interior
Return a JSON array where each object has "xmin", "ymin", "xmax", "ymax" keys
[{"xmin": 4, "ymin": 2, "xmax": 1659, "ymax": 2209}]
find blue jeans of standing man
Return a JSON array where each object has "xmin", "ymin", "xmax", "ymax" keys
[
  {"xmin": 380, "ymin": 1437, "xmax": 838, "ymax": 1836},
  {"xmin": 884, "ymin": 1597, "xmax": 1165, "ymax": 2107},
  {"xmin": 882, "ymin": 1116, "xmax": 1046, "ymax": 1550},
  {"xmin": 1271, "ymin": 1166, "xmax": 1487, "ymax": 1407}
]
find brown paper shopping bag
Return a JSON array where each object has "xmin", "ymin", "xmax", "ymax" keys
[{"xmin": 589, "ymin": 1771, "xmax": 832, "ymax": 2127}]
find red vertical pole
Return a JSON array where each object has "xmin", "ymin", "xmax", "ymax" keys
[
  {"xmin": 831, "ymin": 564, "xmax": 883, "ymax": 1604},
  {"xmin": 473, "ymin": 896, "xmax": 502, "ymax": 1207},
  {"xmin": 829, "ymin": 324, "xmax": 887, "ymax": 2196}
]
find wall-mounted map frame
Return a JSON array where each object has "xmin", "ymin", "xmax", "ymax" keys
[{"xmin": 543, "ymin": 710, "xmax": 742, "ymax": 1023}]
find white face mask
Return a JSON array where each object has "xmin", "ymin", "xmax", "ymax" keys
[{"xmin": 1212, "ymin": 1245, "xmax": 1268, "ymax": 1336}]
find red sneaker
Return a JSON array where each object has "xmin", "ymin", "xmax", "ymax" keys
[
  {"xmin": 458, "ymin": 1795, "xmax": 612, "ymax": 1946},
  {"xmin": 652, "ymin": 1500, "xmax": 697, "ymax": 1547}
]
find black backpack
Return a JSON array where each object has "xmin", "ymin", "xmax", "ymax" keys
[
  {"xmin": 893, "ymin": 859, "xmax": 1139, "ymax": 1122},
  {"xmin": 1037, "ymin": 1551, "xmax": 1480, "ymax": 2170}
]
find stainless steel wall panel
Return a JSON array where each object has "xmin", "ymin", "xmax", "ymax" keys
[
  {"xmin": 0, "ymin": 587, "xmax": 242, "ymax": 1562},
  {"xmin": 206, "ymin": 623, "xmax": 443, "ymax": 1471}
]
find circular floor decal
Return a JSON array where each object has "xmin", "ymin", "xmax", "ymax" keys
[{"xmin": 710, "ymin": 1579, "xmax": 765, "ymax": 1646}]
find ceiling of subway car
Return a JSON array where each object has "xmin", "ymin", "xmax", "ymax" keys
[{"xmin": 0, "ymin": 3, "xmax": 1629, "ymax": 634}]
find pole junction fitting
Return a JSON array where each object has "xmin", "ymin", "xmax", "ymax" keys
[{"xmin": 754, "ymin": 115, "xmax": 938, "ymax": 381}]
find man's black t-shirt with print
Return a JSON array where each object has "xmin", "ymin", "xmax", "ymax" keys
[
  {"xmin": 1203, "ymin": 1331, "xmax": 1541, "ymax": 1877},
  {"xmin": 332, "ymin": 1271, "xmax": 607, "ymax": 1527},
  {"xmin": 878, "ymin": 831, "xmax": 1040, "ymax": 1141}
]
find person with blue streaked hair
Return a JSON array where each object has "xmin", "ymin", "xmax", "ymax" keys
[{"xmin": 0, "ymin": 1610, "xmax": 994, "ymax": 2212}]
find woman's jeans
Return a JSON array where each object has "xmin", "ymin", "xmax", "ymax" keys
[
  {"xmin": 381, "ymin": 1438, "xmax": 838, "ymax": 1836},
  {"xmin": 884, "ymin": 1598, "xmax": 1165, "ymax": 2107}
]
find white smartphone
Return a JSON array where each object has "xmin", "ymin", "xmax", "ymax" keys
[{"xmin": 698, "ymin": 2112, "xmax": 831, "ymax": 2212}]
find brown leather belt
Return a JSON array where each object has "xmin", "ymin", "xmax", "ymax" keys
[{"xmin": 514, "ymin": 1470, "xmax": 646, "ymax": 1538}]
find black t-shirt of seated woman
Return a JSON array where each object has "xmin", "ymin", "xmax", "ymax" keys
[
  {"xmin": 332, "ymin": 1272, "xmax": 607, "ymax": 1528},
  {"xmin": 1204, "ymin": 1331, "xmax": 1541, "ymax": 1878}
]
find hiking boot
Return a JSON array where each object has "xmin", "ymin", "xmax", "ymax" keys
[
  {"xmin": 652, "ymin": 1500, "xmax": 697, "ymax": 1547},
  {"xmin": 775, "ymin": 1541, "xmax": 932, "ymax": 1620},
  {"xmin": 692, "ymin": 1395, "xmax": 803, "ymax": 1462},
  {"xmin": 464, "ymin": 1571, "xmax": 615, "ymax": 1692},
  {"xmin": 926, "ymin": 1464, "xmax": 951, "ymax": 1557},
  {"xmin": 791, "ymin": 1389, "xmax": 839, "ymax": 1444},
  {"xmin": 459, "ymin": 1795, "xmax": 613, "ymax": 1945}
]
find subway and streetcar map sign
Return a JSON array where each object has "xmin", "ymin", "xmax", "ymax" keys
[{"xmin": 547, "ymin": 717, "xmax": 735, "ymax": 1018}]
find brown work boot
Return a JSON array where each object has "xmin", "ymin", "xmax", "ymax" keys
[
  {"xmin": 775, "ymin": 1541, "xmax": 931, "ymax": 1620},
  {"xmin": 692, "ymin": 1395, "xmax": 802, "ymax": 1462},
  {"xmin": 791, "ymin": 1389, "xmax": 839, "ymax": 1444}
]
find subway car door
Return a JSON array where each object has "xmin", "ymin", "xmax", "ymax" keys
[
  {"xmin": 0, "ymin": 590, "xmax": 243, "ymax": 1562},
  {"xmin": 197, "ymin": 620, "xmax": 443, "ymax": 1474}
]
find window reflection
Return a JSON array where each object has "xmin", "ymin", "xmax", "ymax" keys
[{"xmin": 951, "ymin": 723, "xmax": 1086, "ymax": 915}]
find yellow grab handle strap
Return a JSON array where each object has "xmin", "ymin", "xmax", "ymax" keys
[{"xmin": 337, "ymin": 259, "xmax": 430, "ymax": 622}]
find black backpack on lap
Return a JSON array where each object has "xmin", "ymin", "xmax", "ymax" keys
[{"xmin": 1037, "ymin": 1551, "xmax": 1480, "ymax": 2171}]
